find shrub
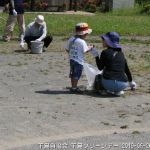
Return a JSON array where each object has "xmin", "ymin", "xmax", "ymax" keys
[
  {"xmin": 84, "ymin": 3, "xmax": 97, "ymax": 12},
  {"xmin": 136, "ymin": 0, "xmax": 149, "ymax": 6},
  {"xmin": 141, "ymin": 2, "xmax": 150, "ymax": 14},
  {"xmin": 80, "ymin": 0, "xmax": 98, "ymax": 12}
]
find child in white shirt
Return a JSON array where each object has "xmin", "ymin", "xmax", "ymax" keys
[{"xmin": 65, "ymin": 23, "xmax": 93, "ymax": 93}]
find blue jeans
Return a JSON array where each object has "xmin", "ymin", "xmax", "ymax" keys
[
  {"xmin": 102, "ymin": 78, "xmax": 128, "ymax": 92},
  {"xmin": 70, "ymin": 59, "xmax": 83, "ymax": 80}
]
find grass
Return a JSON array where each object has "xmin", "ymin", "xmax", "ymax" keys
[
  {"xmin": 105, "ymin": 6, "xmax": 142, "ymax": 16},
  {"xmin": 0, "ymin": 9, "xmax": 150, "ymax": 36}
]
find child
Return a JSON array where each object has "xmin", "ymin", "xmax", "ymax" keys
[
  {"xmin": 65, "ymin": 23, "xmax": 93, "ymax": 93},
  {"xmin": 91, "ymin": 32, "xmax": 136, "ymax": 96}
]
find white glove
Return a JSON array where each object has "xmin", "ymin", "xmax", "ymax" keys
[
  {"xmin": 20, "ymin": 42, "xmax": 25, "ymax": 49},
  {"xmin": 12, "ymin": 9, "xmax": 17, "ymax": 16},
  {"xmin": 90, "ymin": 47, "xmax": 99, "ymax": 57},
  {"xmin": 129, "ymin": 81, "xmax": 137, "ymax": 90},
  {"xmin": 35, "ymin": 39, "xmax": 41, "ymax": 42}
]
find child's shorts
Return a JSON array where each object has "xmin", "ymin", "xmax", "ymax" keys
[{"xmin": 70, "ymin": 59, "xmax": 83, "ymax": 80}]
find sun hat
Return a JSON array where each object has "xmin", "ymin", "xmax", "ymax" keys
[
  {"xmin": 35, "ymin": 15, "xmax": 44, "ymax": 25},
  {"xmin": 100, "ymin": 32, "xmax": 121, "ymax": 49},
  {"xmin": 75, "ymin": 23, "xmax": 92, "ymax": 35}
]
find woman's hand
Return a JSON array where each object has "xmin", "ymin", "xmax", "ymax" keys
[{"xmin": 129, "ymin": 81, "xmax": 137, "ymax": 90}]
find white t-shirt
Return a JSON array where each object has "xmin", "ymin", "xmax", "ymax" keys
[{"xmin": 65, "ymin": 37, "xmax": 89, "ymax": 65}]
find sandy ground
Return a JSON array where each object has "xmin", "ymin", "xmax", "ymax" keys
[{"xmin": 0, "ymin": 36, "xmax": 150, "ymax": 150}]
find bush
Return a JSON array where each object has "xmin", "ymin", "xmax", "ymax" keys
[
  {"xmin": 84, "ymin": 3, "xmax": 97, "ymax": 12},
  {"xmin": 136, "ymin": 0, "xmax": 149, "ymax": 6},
  {"xmin": 141, "ymin": 3, "xmax": 150, "ymax": 14},
  {"xmin": 81, "ymin": 0, "xmax": 97, "ymax": 13}
]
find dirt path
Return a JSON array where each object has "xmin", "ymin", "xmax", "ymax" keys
[{"xmin": 26, "ymin": 11, "xmax": 95, "ymax": 16}]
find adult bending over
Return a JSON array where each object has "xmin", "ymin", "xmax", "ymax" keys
[{"xmin": 22, "ymin": 15, "xmax": 53, "ymax": 51}]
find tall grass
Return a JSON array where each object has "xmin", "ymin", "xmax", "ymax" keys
[{"xmin": 0, "ymin": 9, "xmax": 150, "ymax": 36}]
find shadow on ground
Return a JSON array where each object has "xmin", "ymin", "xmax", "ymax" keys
[{"xmin": 35, "ymin": 89, "xmax": 117, "ymax": 98}]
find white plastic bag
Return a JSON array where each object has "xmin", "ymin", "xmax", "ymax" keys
[{"xmin": 83, "ymin": 63, "xmax": 102, "ymax": 89}]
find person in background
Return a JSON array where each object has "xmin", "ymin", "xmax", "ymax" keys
[
  {"xmin": 65, "ymin": 22, "xmax": 93, "ymax": 93},
  {"xmin": 91, "ymin": 32, "xmax": 136, "ymax": 96},
  {"xmin": 22, "ymin": 15, "xmax": 53, "ymax": 51},
  {"xmin": 3, "ymin": 0, "xmax": 25, "ymax": 47}
]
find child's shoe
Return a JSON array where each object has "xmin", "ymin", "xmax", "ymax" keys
[{"xmin": 70, "ymin": 87, "xmax": 83, "ymax": 94}]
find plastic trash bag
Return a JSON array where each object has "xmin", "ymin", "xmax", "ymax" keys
[{"xmin": 83, "ymin": 63, "xmax": 102, "ymax": 90}]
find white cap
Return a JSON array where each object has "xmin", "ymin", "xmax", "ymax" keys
[{"xmin": 35, "ymin": 15, "xmax": 44, "ymax": 25}]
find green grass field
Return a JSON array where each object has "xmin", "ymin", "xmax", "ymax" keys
[{"xmin": 0, "ymin": 10, "xmax": 150, "ymax": 36}]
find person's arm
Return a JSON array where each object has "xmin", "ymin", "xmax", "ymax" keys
[
  {"xmin": 125, "ymin": 60, "xmax": 132, "ymax": 82},
  {"xmin": 95, "ymin": 51, "xmax": 105, "ymax": 71},
  {"xmin": 24, "ymin": 24, "xmax": 31, "ymax": 37},
  {"xmin": 125, "ymin": 60, "xmax": 137, "ymax": 90},
  {"xmin": 64, "ymin": 39, "xmax": 70, "ymax": 53},
  {"xmin": 65, "ymin": 44, "xmax": 69, "ymax": 53},
  {"xmin": 10, "ymin": 0, "xmax": 15, "ymax": 8},
  {"xmin": 10, "ymin": 0, "xmax": 17, "ymax": 16},
  {"xmin": 36, "ymin": 23, "xmax": 47, "ymax": 41},
  {"xmin": 20, "ymin": 24, "xmax": 31, "ymax": 49}
]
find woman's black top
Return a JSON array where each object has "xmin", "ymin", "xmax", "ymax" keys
[{"xmin": 96, "ymin": 48, "xmax": 132, "ymax": 82}]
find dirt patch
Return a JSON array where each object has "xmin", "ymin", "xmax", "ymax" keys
[
  {"xmin": 26, "ymin": 11, "xmax": 95, "ymax": 16},
  {"xmin": 0, "ymin": 36, "xmax": 150, "ymax": 150},
  {"xmin": 0, "ymin": 35, "xmax": 149, "ymax": 94}
]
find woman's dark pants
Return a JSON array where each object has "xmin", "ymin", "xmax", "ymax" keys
[{"xmin": 24, "ymin": 35, "xmax": 53, "ymax": 49}]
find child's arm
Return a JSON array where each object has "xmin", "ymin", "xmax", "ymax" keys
[
  {"xmin": 65, "ymin": 49, "xmax": 69, "ymax": 53},
  {"xmin": 64, "ymin": 43, "xmax": 69, "ymax": 53},
  {"xmin": 84, "ymin": 45, "xmax": 94, "ymax": 53}
]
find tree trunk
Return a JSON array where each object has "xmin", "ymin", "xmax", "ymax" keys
[{"xmin": 69, "ymin": 0, "xmax": 72, "ymax": 10}]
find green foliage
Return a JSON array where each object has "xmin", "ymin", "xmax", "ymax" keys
[
  {"xmin": 136, "ymin": 0, "xmax": 150, "ymax": 14},
  {"xmin": 141, "ymin": 2, "xmax": 150, "ymax": 14},
  {"xmin": 76, "ymin": 0, "xmax": 98, "ymax": 13},
  {"xmin": 105, "ymin": 6, "xmax": 142, "ymax": 16},
  {"xmin": 136, "ymin": 0, "xmax": 149, "ymax": 6},
  {"xmin": 84, "ymin": 3, "xmax": 97, "ymax": 13}
]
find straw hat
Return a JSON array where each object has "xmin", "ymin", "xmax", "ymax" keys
[{"xmin": 75, "ymin": 23, "xmax": 92, "ymax": 35}]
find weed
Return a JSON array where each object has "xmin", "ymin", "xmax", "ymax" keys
[
  {"xmin": 40, "ymin": 69, "xmax": 49, "ymax": 75},
  {"xmin": 132, "ymin": 131, "xmax": 140, "ymax": 134},
  {"xmin": 120, "ymin": 125, "xmax": 128, "ymax": 129}
]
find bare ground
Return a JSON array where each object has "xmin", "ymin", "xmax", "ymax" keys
[{"xmin": 0, "ymin": 36, "xmax": 150, "ymax": 150}]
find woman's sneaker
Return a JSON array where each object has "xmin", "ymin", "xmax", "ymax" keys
[
  {"xmin": 106, "ymin": 90, "xmax": 124, "ymax": 96},
  {"xmin": 114, "ymin": 91, "xmax": 124, "ymax": 96}
]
